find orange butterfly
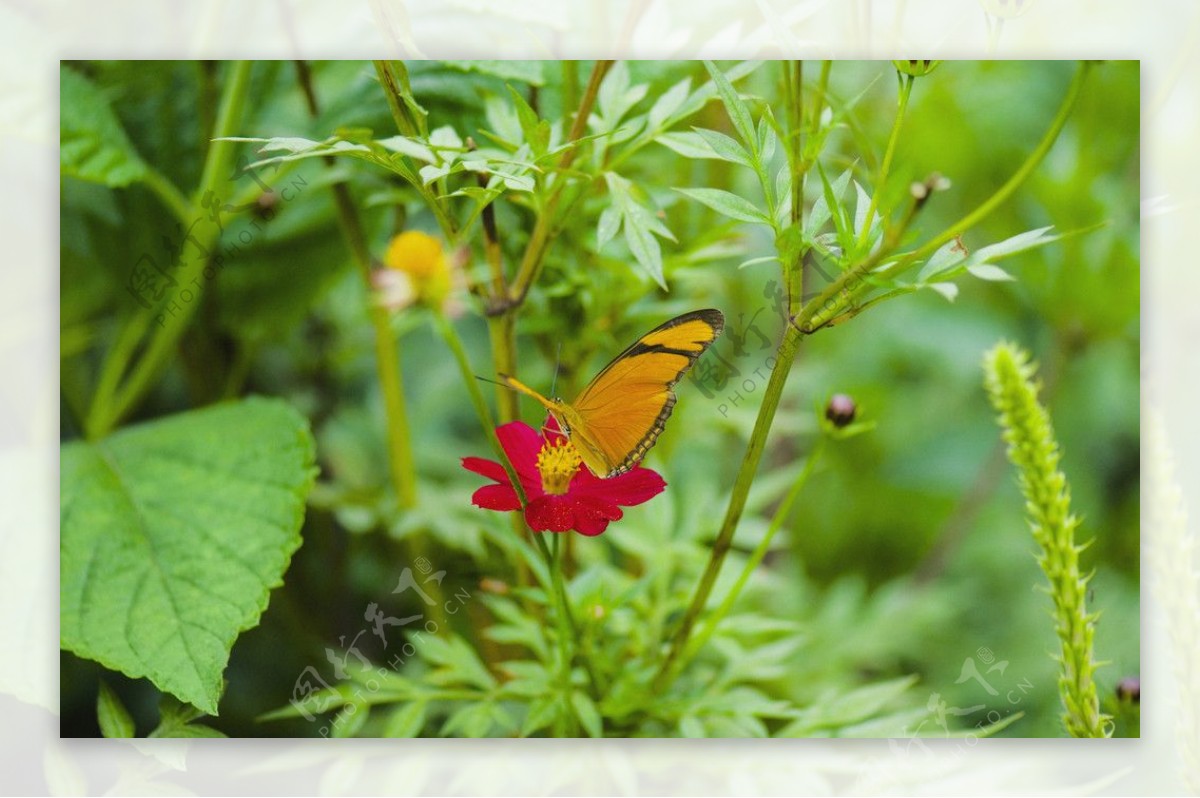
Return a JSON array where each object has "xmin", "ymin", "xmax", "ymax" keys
[{"xmin": 500, "ymin": 309, "xmax": 725, "ymax": 477}]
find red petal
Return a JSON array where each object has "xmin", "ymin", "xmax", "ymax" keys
[
  {"xmin": 461, "ymin": 456, "xmax": 508, "ymax": 483},
  {"xmin": 496, "ymin": 422, "xmax": 546, "ymax": 495},
  {"xmin": 572, "ymin": 496, "xmax": 623, "ymax": 536},
  {"xmin": 471, "ymin": 483, "xmax": 521, "ymax": 512},
  {"xmin": 572, "ymin": 467, "xmax": 666, "ymax": 507},
  {"xmin": 525, "ymin": 495, "xmax": 574, "ymax": 532}
]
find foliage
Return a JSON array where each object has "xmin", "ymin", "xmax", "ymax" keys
[{"xmin": 59, "ymin": 60, "xmax": 1139, "ymax": 738}]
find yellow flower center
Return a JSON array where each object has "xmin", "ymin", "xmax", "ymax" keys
[{"xmin": 536, "ymin": 437, "xmax": 581, "ymax": 495}]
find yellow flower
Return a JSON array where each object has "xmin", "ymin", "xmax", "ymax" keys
[{"xmin": 374, "ymin": 231, "xmax": 453, "ymax": 310}]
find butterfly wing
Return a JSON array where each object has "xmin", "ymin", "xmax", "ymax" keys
[{"xmin": 568, "ymin": 309, "xmax": 725, "ymax": 477}]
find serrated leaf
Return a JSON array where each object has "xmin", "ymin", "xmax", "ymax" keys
[
  {"xmin": 571, "ymin": 691, "xmax": 603, "ymax": 738},
  {"xmin": 97, "ymin": 681, "xmax": 135, "ymax": 738},
  {"xmin": 968, "ymin": 263, "xmax": 1016, "ymax": 282},
  {"xmin": 383, "ymin": 701, "xmax": 427, "ymax": 738},
  {"xmin": 60, "ymin": 397, "xmax": 317, "ymax": 715},
  {"xmin": 675, "ymin": 187, "xmax": 769, "ymax": 225},
  {"xmin": 60, "ymin": 66, "xmax": 148, "ymax": 187}
]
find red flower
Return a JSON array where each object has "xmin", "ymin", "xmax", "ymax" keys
[{"xmin": 462, "ymin": 419, "xmax": 666, "ymax": 536}]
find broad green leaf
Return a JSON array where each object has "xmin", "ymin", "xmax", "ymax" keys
[
  {"xmin": 97, "ymin": 681, "xmax": 135, "ymax": 738},
  {"xmin": 60, "ymin": 397, "xmax": 317, "ymax": 715},
  {"xmin": 675, "ymin": 187, "xmax": 770, "ymax": 225},
  {"xmin": 60, "ymin": 66, "xmax": 148, "ymax": 187},
  {"xmin": 383, "ymin": 701, "xmax": 427, "ymax": 738}
]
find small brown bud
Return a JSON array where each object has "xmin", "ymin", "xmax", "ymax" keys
[
  {"xmin": 1115, "ymin": 676, "xmax": 1140, "ymax": 704},
  {"xmin": 826, "ymin": 394, "xmax": 857, "ymax": 427}
]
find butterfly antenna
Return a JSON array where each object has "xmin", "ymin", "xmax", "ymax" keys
[
  {"xmin": 549, "ymin": 341, "xmax": 564, "ymax": 398},
  {"xmin": 475, "ymin": 374, "xmax": 511, "ymax": 390}
]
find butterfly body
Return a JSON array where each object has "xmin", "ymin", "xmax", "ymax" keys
[{"xmin": 500, "ymin": 309, "xmax": 725, "ymax": 478}]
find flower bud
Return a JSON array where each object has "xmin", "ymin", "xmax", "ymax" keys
[
  {"xmin": 1115, "ymin": 676, "xmax": 1139, "ymax": 704},
  {"xmin": 893, "ymin": 60, "xmax": 943, "ymax": 77},
  {"xmin": 825, "ymin": 394, "xmax": 857, "ymax": 427}
]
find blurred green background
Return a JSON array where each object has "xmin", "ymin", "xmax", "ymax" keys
[{"xmin": 60, "ymin": 60, "xmax": 1139, "ymax": 737}]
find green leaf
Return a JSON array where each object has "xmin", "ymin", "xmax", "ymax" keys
[
  {"xmin": 521, "ymin": 696, "xmax": 561, "ymax": 737},
  {"xmin": 420, "ymin": 634, "xmax": 497, "ymax": 690},
  {"xmin": 676, "ymin": 187, "xmax": 770, "ymax": 226},
  {"xmin": 655, "ymin": 131, "xmax": 727, "ymax": 160},
  {"xmin": 678, "ymin": 715, "xmax": 706, "ymax": 738},
  {"xmin": 702, "ymin": 61, "xmax": 757, "ymax": 149},
  {"xmin": 571, "ymin": 690, "xmax": 603, "ymax": 738},
  {"xmin": 60, "ymin": 66, "xmax": 148, "ymax": 187},
  {"xmin": 604, "ymin": 172, "xmax": 672, "ymax": 289},
  {"xmin": 330, "ymin": 702, "xmax": 369, "ymax": 738},
  {"xmin": 506, "ymin": 85, "xmax": 550, "ymax": 158},
  {"xmin": 383, "ymin": 702, "xmax": 427, "ymax": 738},
  {"xmin": 777, "ymin": 676, "xmax": 919, "ymax": 737},
  {"xmin": 60, "ymin": 397, "xmax": 317, "ymax": 715},
  {"xmin": 96, "ymin": 681, "xmax": 135, "ymax": 738},
  {"xmin": 691, "ymin": 127, "xmax": 753, "ymax": 168},
  {"xmin": 442, "ymin": 60, "xmax": 545, "ymax": 86},
  {"xmin": 647, "ymin": 77, "xmax": 692, "ymax": 130},
  {"xmin": 967, "ymin": 263, "xmax": 1016, "ymax": 282}
]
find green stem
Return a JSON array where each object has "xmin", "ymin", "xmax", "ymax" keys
[
  {"xmin": 857, "ymin": 71, "xmax": 913, "ymax": 251},
  {"xmin": 89, "ymin": 60, "xmax": 255, "ymax": 437},
  {"xmin": 671, "ymin": 435, "xmax": 826, "ymax": 680},
  {"xmin": 506, "ymin": 60, "xmax": 612, "ymax": 308},
  {"xmin": 803, "ymin": 61, "xmax": 1092, "ymax": 332},
  {"xmin": 654, "ymin": 323, "xmax": 804, "ymax": 690},
  {"xmin": 433, "ymin": 312, "xmax": 525, "ymax": 505},
  {"xmin": 141, "ymin": 165, "xmax": 192, "ymax": 225}
]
